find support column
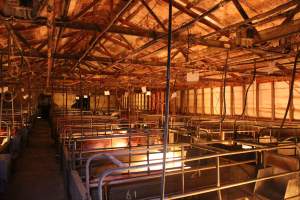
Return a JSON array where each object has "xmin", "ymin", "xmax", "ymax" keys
[
  {"xmin": 220, "ymin": 87, "xmax": 223, "ymax": 116},
  {"xmin": 65, "ymin": 88, "xmax": 68, "ymax": 113},
  {"xmin": 230, "ymin": 86, "xmax": 234, "ymax": 116},
  {"xmin": 194, "ymin": 89, "xmax": 197, "ymax": 114},
  {"xmin": 289, "ymin": 80, "xmax": 294, "ymax": 121},
  {"xmin": 271, "ymin": 81, "xmax": 275, "ymax": 120},
  {"xmin": 180, "ymin": 90, "xmax": 184, "ymax": 114},
  {"xmin": 201, "ymin": 88, "xmax": 205, "ymax": 114},
  {"xmin": 107, "ymin": 95, "xmax": 110, "ymax": 113},
  {"xmin": 242, "ymin": 85, "xmax": 246, "ymax": 117},
  {"xmin": 256, "ymin": 82, "xmax": 260, "ymax": 118},
  {"xmin": 210, "ymin": 88, "xmax": 213, "ymax": 115}
]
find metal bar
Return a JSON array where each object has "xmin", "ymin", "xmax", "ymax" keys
[
  {"xmin": 281, "ymin": 51, "xmax": 300, "ymax": 128},
  {"xmin": 0, "ymin": 53, "xmax": 3, "ymax": 132},
  {"xmin": 181, "ymin": 145, "xmax": 185, "ymax": 194},
  {"xmin": 166, "ymin": 170, "xmax": 300, "ymax": 199},
  {"xmin": 216, "ymin": 157, "xmax": 222, "ymax": 200},
  {"xmin": 95, "ymin": 148, "xmax": 298, "ymax": 200},
  {"xmin": 79, "ymin": 159, "xmax": 257, "ymax": 185},
  {"xmin": 47, "ymin": 0, "xmax": 55, "ymax": 87},
  {"xmin": 161, "ymin": 0, "xmax": 173, "ymax": 198}
]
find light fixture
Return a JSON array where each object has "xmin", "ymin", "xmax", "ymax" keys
[
  {"xmin": 171, "ymin": 92, "xmax": 177, "ymax": 99},
  {"xmin": 83, "ymin": 95, "xmax": 88, "ymax": 98},
  {"xmin": 23, "ymin": 94, "xmax": 29, "ymax": 99},
  {"xmin": 21, "ymin": 88, "xmax": 25, "ymax": 92},
  {"xmin": 141, "ymin": 86, "xmax": 147, "ymax": 93},
  {"xmin": 187, "ymin": 72, "xmax": 199, "ymax": 82},
  {"xmin": 1, "ymin": 87, "xmax": 8, "ymax": 93},
  {"xmin": 75, "ymin": 96, "xmax": 80, "ymax": 100},
  {"xmin": 104, "ymin": 91, "xmax": 110, "ymax": 96},
  {"xmin": 146, "ymin": 91, "xmax": 151, "ymax": 96}
]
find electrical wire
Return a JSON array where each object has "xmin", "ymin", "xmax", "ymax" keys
[
  {"xmin": 160, "ymin": 0, "xmax": 173, "ymax": 199},
  {"xmin": 219, "ymin": 50, "xmax": 229, "ymax": 140},
  {"xmin": 280, "ymin": 51, "xmax": 300, "ymax": 128},
  {"xmin": 0, "ymin": 53, "xmax": 3, "ymax": 131},
  {"xmin": 220, "ymin": 51, "xmax": 229, "ymax": 123},
  {"xmin": 233, "ymin": 60, "xmax": 257, "ymax": 135}
]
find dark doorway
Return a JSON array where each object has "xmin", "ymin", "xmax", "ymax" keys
[
  {"xmin": 38, "ymin": 94, "xmax": 51, "ymax": 119},
  {"xmin": 20, "ymin": 0, "xmax": 33, "ymax": 7}
]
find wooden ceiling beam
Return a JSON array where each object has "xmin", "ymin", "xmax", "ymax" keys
[
  {"xmin": 0, "ymin": 49, "xmax": 176, "ymax": 67},
  {"xmin": 104, "ymin": 35, "xmax": 132, "ymax": 50},
  {"xmin": 254, "ymin": 18, "xmax": 300, "ymax": 44},
  {"xmin": 203, "ymin": 1, "xmax": 298, "ymax": 39},
  {"xmin": 232, "ymin": 0, "xmax": 249, "ymax": 20},
  {"xmin": 140, "ymin": 0, "xmax": 167, "ymax": 32},
  {"xmin": 71, "ymin": 0, "xmax": 135, "ymax": 71},
  {"xmin": 71, "ymin": 0, "xmax": 100, "ymax": 21},
  {"xmin": 282, "ymin": 4, "xmax": 300, "ymax": 24},
  {"xmin": 10, "ymin": 18, "xmax": 227, "ymax": 48},
  {"xmin": 161, "ymin": 0, "xmax": 220, "ymax": 31}
]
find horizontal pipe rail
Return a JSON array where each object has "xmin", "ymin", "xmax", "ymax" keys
[{"xmin": 94, "ymin": 144, "xmax": 298, "ymax": 200}]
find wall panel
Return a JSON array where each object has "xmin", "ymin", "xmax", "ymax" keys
[
  {"xmin": 259, "ymin": 83, "xmax": 272, "ymax": 118},
  {"xmin": 246, "ymin": 83, "xmax": 256, "ymax": 117},
  {"xmin": 188, "ymin": 89, "xmax": 195, "ymax": 113},
  {"xmin": 204, "ymin": 88, "xmax": 211, "ymax": 114},
  {"xmin": 294, "ymin": 81, "xmax": 300, "ymax": 119},
  {"xmin": 233, "ymin": 86, "xmax": 243, "ymax": 115},
  {"xmin": 213, "ymin": 87, "xmax": 220, "ymax": 115},
  {"xmin": 196, "ymin": 89, "xmax": 203, "ymax": 114},
  {"xmin": 274, "ymin": 81, "xmax": 289, "ymax": 119},
  {"xmin": 224, "ymin": 86, "xmax": 231, "ymax": 115}
]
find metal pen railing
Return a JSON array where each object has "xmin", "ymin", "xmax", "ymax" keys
[
  {"xmin": 68, "ymin": 130, "xmax": 166, "ymax": 172},
  {"xmin": 91, "ymin": 144, "xmax": 299, "ymax": 200}
]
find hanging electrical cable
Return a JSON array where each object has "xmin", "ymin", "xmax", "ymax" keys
[
  {"xmin": 220, "ymin": 51, "xmax": 229, "ymax": 122},
  {"xmin": 233, "ymin": 60, "xmax": 257, "ymax": 136},
  {"xmin": 219, "ymin": 50, "xmax": 229, "ymax": 142},
  {"xmin": 11, "ymin": 91, "xmax": 15, "ymax": 129},
  {"xmin": 160, "ymin": 0, "xmax": 173, "ymax": 199},
  {"xmin": 0, "ymin": 53, "xmax": 3, "ymax": 132},
  {"xmin": 280, "ymin": 50, "xmax": 300, "ymax": 128}
]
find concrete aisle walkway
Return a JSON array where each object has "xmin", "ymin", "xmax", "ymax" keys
[{"xmin": 2, "ymin": 119, "xmax": 67, "ymax": 200}]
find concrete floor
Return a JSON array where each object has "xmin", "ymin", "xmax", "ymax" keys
[{"xmin": 1, "ymin": 119, "xmax": 67, "ymax": 200}]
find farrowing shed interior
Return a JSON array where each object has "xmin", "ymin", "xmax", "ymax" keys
[{"xmin": 0, "ymin": 0, "xmax": 300, "ymax": 200}]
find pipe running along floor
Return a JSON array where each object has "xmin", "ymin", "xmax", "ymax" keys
[{"xmin": 1, "ymin": 119, "xmax": 67, "ymax": 200}]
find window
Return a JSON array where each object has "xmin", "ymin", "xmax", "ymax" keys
[
  {"xmin": 204, "ymin": 88, "xmax": 211, "ymax": 114},
  {"xmin": 213, "ymin": 87, "xmax": 221, "ymax": 115},
  {"xmin": 233, "ymin": 86, "xmax": 243, "ymax": 115},
  {"xmin": 188, "ymin": 89, "xmax": 195, "ymax": 113},
  {"xmin": 259, "ymin": 83, "xmax": 272, "ymax": 118},
  {"xmin": 246, "ymin": 83, "xmax": 256, "ymax": 117},
  {"xmin": 275, "ymin": 82, "xmax": 289, "ymax": 119},
  {"xmin": 196, "ymin": 89, "xmax": 203, "ymax": 114}
]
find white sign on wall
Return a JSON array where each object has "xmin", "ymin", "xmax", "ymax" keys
[{"xmin": 187, "ymin": 72, "xmax": 199, "ymax": 82}]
